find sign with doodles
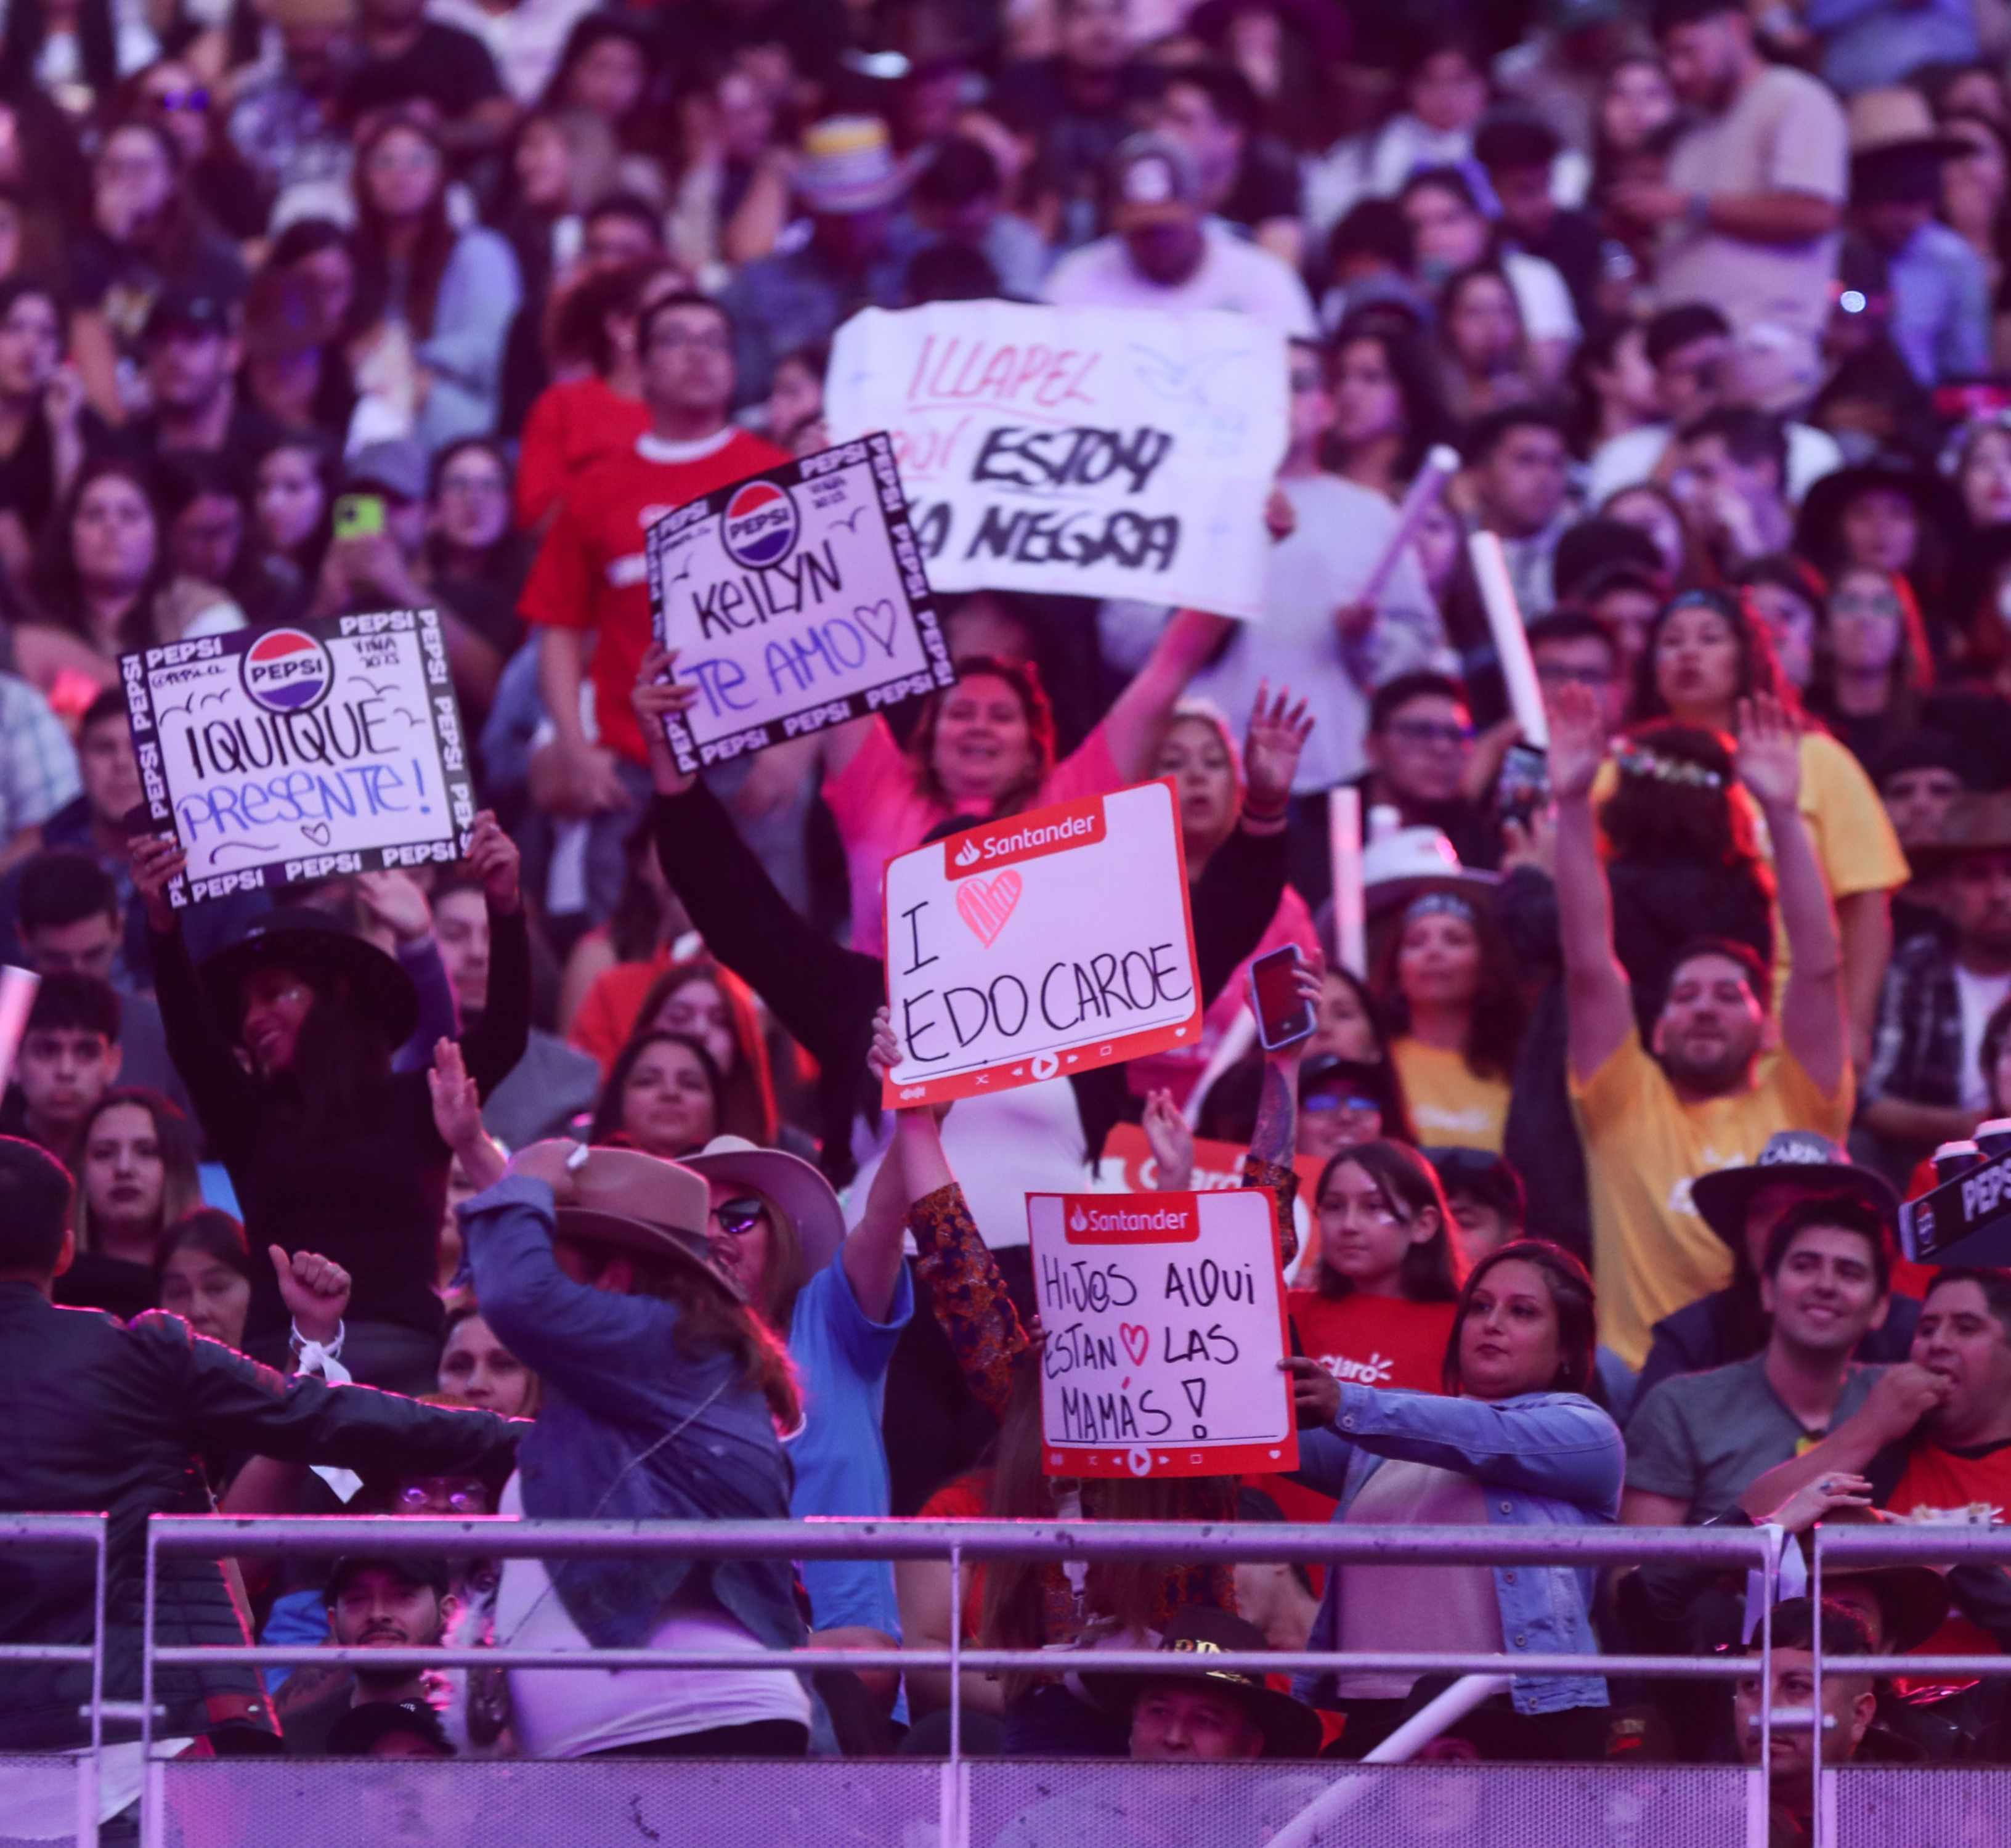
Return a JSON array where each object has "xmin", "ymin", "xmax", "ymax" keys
[
  {"xmin": 825, "ymin": 301, "xmax": 1289, "ymax": 618},
  {"xmin": 121, "ymin": 609, "xmax": 476, "ymax": 908},
  {"xmin": 879, "ymin": 779, "xmax": 1201, "ymax": 1106},
  {"xmin": 645, "ymin": 432, "xmax": 956, "ymax": 774},
  {"xmin": 1028, "ymin": 1187, "xmax": 1297, "ymax": 1478}
]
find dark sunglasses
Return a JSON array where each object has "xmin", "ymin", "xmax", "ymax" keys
[
  {"xmin": 710, "ymin": 1196, "xmax": 769, "ymax": 1237},
  {"xmin": 148, "ymin": 86, "xmax": 210, "ymax": 112}
]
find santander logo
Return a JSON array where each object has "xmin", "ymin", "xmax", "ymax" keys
[
  {"xmin": 954, "ymin": 841, "xmax": 980, "ymax": 867},
  {"xmin": 1062, "ymin": 1192, "xmax": 1200, "ymax": 1244},
  {"xmin": 942, "ymin": 794, "xmax": 1107, "ymax": 881}
]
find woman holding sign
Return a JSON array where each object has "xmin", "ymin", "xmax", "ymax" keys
[
  {"xmin": 130, "ymin": 814, "xmax": 530, "ymax": 1393},
  {"xmin": 815, "ymin": 606, "xmax": 1238, "ymax": 958},
  {"xmin": 1283, "ymin": 1241, "xmax": 1622, "ymax": 1759}
]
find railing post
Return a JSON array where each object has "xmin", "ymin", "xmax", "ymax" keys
[
  {"xmin": 139, "ymin": 1519, "xmax": 159, "ymax": 1848},
  {"xmin": 1810, "ymin": 1523, "xmax": 1824, "ymax": 1848},
  {"xmin": 944, "ymin": 1538, "xmax": 962, "ymax": 1848},
  {"xmin": 80, "ymin": 1518, "xmax": 106, "ymax": 1848}
]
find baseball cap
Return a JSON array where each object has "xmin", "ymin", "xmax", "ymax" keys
[
  {"xmin": 325, "ymin": 1698, "xmax": 456, "ymax": 1758},
  {"xmin": 322, "ymin": 1555, "xmax": 452, "ymax": 1606},
  {"xmin": 1108, "ymin": 133, "xmax": 1200, "ymax": 229},
  {"xmin": 143, "ymin": 285, "xmax": 232, "ymax": 344},
  {"xmin": 343, "ymin": 439, "xmax": 428, "ymax": 503}
]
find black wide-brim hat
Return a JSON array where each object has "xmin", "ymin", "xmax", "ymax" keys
[
  {"xmin": 1089, "ymin": 1608, "xmax": 1325, "ymax": 1759},
  {"xmin": 1793, "ymin": 454, "xmax": 1964, "ymax": 568},
  {"xmin": 201, "ymin": 906, "xmax": 419, "ymax": 1048}
]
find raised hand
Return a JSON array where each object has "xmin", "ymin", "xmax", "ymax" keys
[
  {"xmin": 1546, "ymin": 682, "xmax": 1607, "ymax": 802},
  {"xmin": 871, "ymin": 1004, "xmax": 950, "ymax": 1121},
  {"xmin": 271, "ymin": 1246, "xmax": 351, "ymax": 1348},
  {"xmin": 632, "ymin": 643, "xmax": 700, "ymax": 798},
  {"xmin": 1735, "ymin": 693, "xmax": 1802, "ymax": 812},
  {"xmin": 465, "ymin": 810, "xmax": 521, "ymax": 913},
  {"xmin": 1243, "ymin": 681, "xmax": 1313, "ymax": 815},
  {"xmin": 428, "ymin": 1037, "xmax": 484, "ymax": 1152},
  {"xmin": 130, "ymin": 834, "xmax": 187, "ymax": 932},
  {"xmin": 355, "ymin": 870, "xmax": 433, "ymax": 947},
  {"xmin": 1141, "ymin": 1087, "xmax": 1194, "ymax": 1192}
]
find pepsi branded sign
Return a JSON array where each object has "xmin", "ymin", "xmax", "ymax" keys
[
  {"xmin": 646, "ymin": 433, "xmax": 955, "ymax": 775},
  {"xmin": 121, "ymin": 609, "xmax": 476, "ymax": 907}
]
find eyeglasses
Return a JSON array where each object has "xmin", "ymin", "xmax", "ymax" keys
[
  {"xmin": 1302, "ymin": 1093, "xmax": 1381, "ymax": 1116},
  {"xmin": 439, "ymin": 473, "xmax": 505, "ymax": 499},
  {"xmin": 147, "ymin": 86, "xmax": 209, "ymax": 112},
  {"xmin": 710, "ymin": 1196, "xmax": 769, "ymax": 1238},
  {"xmin": 1386, "ymin": 718, "xmax": 1474, "ymax": 749},
  {"xmin": 395, "ymin": 1483, "xmax": 484, "ymax": 1512},
  {"xmin": 1536, "ymin": 663, "xmax": 1614, "ymax": 689}
]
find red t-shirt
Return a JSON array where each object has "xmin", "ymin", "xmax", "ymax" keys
[
  {"xmin": 520, "ymin": 428, "xmax": 787, "ymax": 765},
  {"xmin": 1887, "ymin": 1439, "xmax": 2011, "ymax": 1662},
  {"xmin": 514, "ymin": 375, "xmax": 653, "ymax": 531}
]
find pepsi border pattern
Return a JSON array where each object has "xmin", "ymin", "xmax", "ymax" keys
[{"xmin": 644, "ymin": 429, "xmax": 958, "ymax": 777}]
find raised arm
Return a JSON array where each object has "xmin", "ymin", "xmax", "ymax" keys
[
  {"xmin": 1244, "ymin": 953, "xmax": 1322, "ymax": 1257},
  {"xmin": 455, "ymin": 811, "xmax": 532, "ymax": 1096},
  {"xmin": 132, "ymin": 834, "xmax": 261, "ymax": 1158},
  {"xmin": 1738, "ymin": 697, "xmax": 1845, "ymax": 1099},
  {"xmin": 1548, "ymin": 685, "xmax": 1633, "ymax": 1084},
  {"xmin": 1102, "ymin": 608, "xmax": 1236, "ymax": 781}
]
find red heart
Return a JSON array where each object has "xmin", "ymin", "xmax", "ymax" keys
[
  {"xmin": 954, "ymin": 869, "xmax": 1023, "ymax": 946},
  {"xmin": 1119, "ymin": 1324, "xmax": 1150, "ymax": 1366}
]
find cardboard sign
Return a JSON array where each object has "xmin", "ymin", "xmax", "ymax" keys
[
  {"xmin": 646, "ymin": 433, "xmax": 956, "ymax": 774},
  {"xmin": 825, "ymin": 301, "xmax": 1288, "ymax": 619},
  {"xmin": 1028, "ymin": 1188, "xmax": 1298, "ymax": 1478},
  {"xmin": 1100, "ymin": 1121, "xmax": 1325, "ymax": 1199},
  {"xmin": 881, "ymin": 779, "xmax": 1201, "ymax": 1105},
  {"xmin": 123, "ymin": 610, "xmax": 475, "ymax": 908}
]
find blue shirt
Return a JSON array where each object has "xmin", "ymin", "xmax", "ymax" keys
[
  {"xmin": 786, "ymin": 1252, "xmax": 914, "ymax": 1637},
  {"xmin": 1294, "ymin": 1383, "xmax": 1624, "ymax": 1716},
  {"xmin": 1804, "ymin": 0, "xmax": 1976, "ymax": 97},
  {"xmin": 1886, "ymin": 220, "xmax": 1992, "ymax": 387}
]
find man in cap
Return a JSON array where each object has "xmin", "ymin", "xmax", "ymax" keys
[
  {"xmin": 0, "ymin": 1136, "xmax": 517, "ymax": 1755},
  {"xmin": 719, "ymin": 116, "xmax": 923, "ymax": 405},
  {"xmin": 1848, "ymin": 90, "xmax": 1989, "ymax": 387},
  {"xmin": 1153, "ymin": 60, "xmax": 1304, "ymax": 266},
  {"xmin": 323, "ymin": 1557, "xmax": 453, "ymax": 1714},
  {"xmin": 1044, "ymin": 133, "xmax": 1317, "ymax": 336},
  {"xmin": 1551, "ymin": 682, "xmax": 1850, "ymax": 1371},
  {"xmin": 1624, "ymin": 1194, "xmax": 1896, "ymax": 1532},
  {"xmin": 1873, "ymin": 730, "xmax": 1969, "ymax": 949},
  {"xmin": 1618, "ymin": 0, "xmax": 1846, "ymax": 412},
  {"xmin": 1635, "ymin": 1131, "xmax": 1914, "ymax": 1398},
  {"xmin": 326, "ymin": 1696, "xmax": 456, "ymax": 1758},
  {"xmin": 1113, "ymin": 1610, "xmax": 1323, "ymax": 1762},
  {"xmin": 1861, "ymin": 792, "xmax": 2011, "ymax": 1182},
  {"xmin": 125, "ymin": 285, "xmax": 277, "ymax": 465}
]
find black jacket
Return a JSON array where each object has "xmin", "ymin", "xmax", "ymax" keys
[
  {"xmin": 0, "ymin": 1285, "xmax": 517, "ymax": 1748},
  {"xmin": 650, "ymin": 785, "xmax": 1287, "ymax": 1185}
]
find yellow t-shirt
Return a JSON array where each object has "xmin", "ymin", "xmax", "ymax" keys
[
  {"xmin": 1391, "ymin": 1038, "xmax": 1509, "ymax": 1152},
  {"xmin": 1569, "ymin": 1030, "xmax": 1853, "ymax": 1369}
]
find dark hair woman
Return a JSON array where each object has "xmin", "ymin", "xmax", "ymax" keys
[
  {"xmin": 1436, "ymin": 262, "xmax": 1538, "ymax": 426},
  {"xmin": 30, "ymin": 454, "xmax": 171, "ymax": 662},
  {"xmin": 536, "ymin": 15, "xmax": 670, "ymax": 189},
  {"xmin": 1803, "ymin": 564, "xmax": 1935, "ymax": 771},
  {"xmin": 1290, "ymin": 1138, "xmax": 1461, "ymax": 1402},
  {"xmin": 627, "ymin": 959, "xmax": 779, "ymax": 1144},
  {"xmin": 131, "ymin": 817, "xmax": 531, "ymax": 1393},
  {"xmin": 1372, "ymin": 887, "xmax": 1526, "ymax": 1155},
  {"xmin": 821, "ymin": 611, "xmax": 1232, "ymax": 959},
  {"xmin": 1731, "ymin": 552, "xmax": 1826, "ymax": 695},
  {"xmin": 154, "ymin": 1208, "xmax": 258, "ymax": 1353},
  {"xmin": 1619, "ymin": 585, "xmax": 1906, "ymax": 1063},
  {"xmin": 588, "ymin": 1029, "xmax": 726, "ymax": 1158},
  {"xmin": 1322, "ymin": 324, "xmax": 1455, "ymax": 502},
  {"xmin": 347, "ymin": 112, "xmax": 522, "ymax": 453},
  {"xmin": 52, "ymin": 1086, "xmax": 202, "ymax": 1321},
  {"xmin": 1286, "ymin": 1240, "xmax": 1621, "ymax": 1759},
  {"xmin": 248, "ymin": 434, "xmax": 335, "ymax": 618}
]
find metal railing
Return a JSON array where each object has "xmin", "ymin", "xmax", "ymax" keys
[
  {"xmin": 138, "ymin": 1515, "xmax": 1786, "ymax": 1848},
  {"xmin": 0, "ymin": 1513, "xmax": 109, "ymax": 1848}
]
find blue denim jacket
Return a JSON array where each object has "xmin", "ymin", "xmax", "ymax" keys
[
  {"xmin": 463, "ymin": 1174, "xmax": 805, "ymax": 1653},
  {"xmin": 1293, "ymin": 1385, "xmax": 1623, "ymax": 1715}
]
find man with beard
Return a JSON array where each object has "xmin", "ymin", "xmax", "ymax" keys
[
  {"xmin": 1550, "ymin": 683, "xmax": 1850, "ymax": 1369},
  {"xmin": 1733, "ymin": 1599, "xmax": 1879, "ymax": 1846},
  {"xmin": 1860, "ymin": 794, "xmax": 2011, "ymax": 1182},
  {"xmin": 323, "ymin": 1558, "xmax": 453, "ymax": 1713}
]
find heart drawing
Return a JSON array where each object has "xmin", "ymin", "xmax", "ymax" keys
[
  {"xmin": 1119, "ymin": 1324, "xmax": 1150, "ymax": 1366},
  {"xmin": 955, "ymin": 869, "xmax": 1023, "ymax": 946},
  {"xmin": 301, "ymin": 823, "xmax": 332, "ymax": 847}
]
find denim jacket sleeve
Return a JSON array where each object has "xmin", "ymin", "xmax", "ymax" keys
[
  {"xmin": 462, "ymin": 1173, "xmax": 683, "ymax": 1421},
  {"xmin": 1317, "ymin": 1386, "xmax": 1624, "ymax": 1513}
]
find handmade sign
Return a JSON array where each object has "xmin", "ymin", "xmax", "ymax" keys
[
  {"xmin": 880, "ymin": 779, "xmax": 1201, "ymax": 1105},
  {"xmin": 122, "ymin": 609, "xmax": 476, "ymax": 908},
  {"xmin": 825, "ymin": 301, "xmax": 1288, "ymax": 618},
  {"xmin": 1028, "ymin": 1187, "xmax": 1297, "ymax": 1478},
  {"xmin": 646, "ymin": 432, "xmax": 955, "ymax": 774}
]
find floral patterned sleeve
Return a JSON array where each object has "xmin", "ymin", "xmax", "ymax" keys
[
  {"xmin": 907, "ymin": 1182, "xmax": 1028, "ymax": 1423},
  {"xmin": 1242, "ymin": 1153, "xmax": 1299, "ymax": 1242}
]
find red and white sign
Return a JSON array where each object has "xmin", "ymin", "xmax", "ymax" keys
[
  {"xmin": 880, "ymin": 780, "xmax": 1200, "ymax": 1106},
  {"xmin": 1028, "ymin": 1187, "xmax": 1297, "ymax": 1479},
  {"xmin": 1099, "ymin": 1121, "xmax": 1326, "ymax": 1199}
]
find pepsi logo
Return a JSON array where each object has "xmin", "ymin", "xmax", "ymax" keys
[
  {"xmin": 240, "ymin": 628, "xmax": 333, "ymax": 714},
  {"xmin": 720, "ymin": 481, "xmax": 800, "ymax": 569}
]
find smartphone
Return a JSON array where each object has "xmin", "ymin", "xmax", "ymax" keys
[
  {"xmin": 1249, "ymin": 944, "xmax": 1315, "ymax": 1052},
  {"xmin": 331, "ymin": 492, "xmax": 386, "ymax": 541},
  {"xmin": 1497, "ymin": 740, "xmax": 1550, "ymax": 827}
]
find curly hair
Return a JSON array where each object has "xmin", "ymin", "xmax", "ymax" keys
[
  {"xmin": 1370, "ymin": 893, "xmax": 1527, "ymax": 1083},
  {"xmin": 1599, "ymin": 719, "xmax": 1775, "ymax": 896}
]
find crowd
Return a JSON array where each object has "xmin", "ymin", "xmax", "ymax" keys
[{"xmin": 7, "ymin": 0, "xmax": 2011, "ymax": 1833}]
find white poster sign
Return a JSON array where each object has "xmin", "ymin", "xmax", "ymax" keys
[
  {"xmin": 1028, "ymin": 1187, "xmax": 1297, "ymax": 1478},
  {"xmin": 646, "ymin": 432, "xmax": 956, "ymax": 773},
  {"xmin": 880, "ymin": 779, "xmax": 1200, "ymax": 1106},
  {"xmin": 826, "ymin": 301, "xmax": 1288, "ymax": 619},
  {"xmin": 122, "ymin": 609, "xmax": 476, "ymax": 907}
]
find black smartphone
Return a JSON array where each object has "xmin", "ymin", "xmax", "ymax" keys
[
  {"xmin": 1497, "ymin": 741, "xmax": 1550, "ymax": 827},
  {"xmin": 1249, "ymin": 944, "xmax": 1315, "ymax": 1052}
]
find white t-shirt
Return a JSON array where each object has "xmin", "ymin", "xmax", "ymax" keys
[
  {"xmin": 1954, "ymin": 965, "xmax": 2011, "ymax": 1113},
  {"xmin": 1587, "ymin": 420, "xmax": 1845, "ymax": 510},
  {"xmin": 1044, "ymin": 222, "xmax": 1318, "ymax": 338},
  {"xmin": 1502, "ymin": 248, "xmax": 1579, "ymax": 346},
  {"xmin": 493, "ymin": 1475, "xmax": 811, "ymax": 1759}
]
